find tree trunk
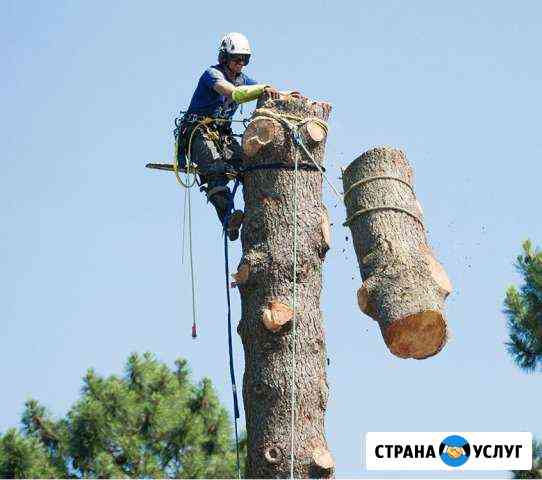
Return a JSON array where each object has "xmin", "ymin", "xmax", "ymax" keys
[
  {"xmin": 342, "ymin": 146, "xmax": 452, "ymax": 360},
  {"xmin": 235, "ymin": 94, "xmax": 334, "ymax": 478}
]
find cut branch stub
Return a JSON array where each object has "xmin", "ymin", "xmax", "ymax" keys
[
  {"xmin": 320, "ymin": 208, "xmax": 331, "ymax": 253},
  {"xmin": 356, "ymin": 282, "xmax": 377, "ymax": 320},
  {"xmin": 262, "ymin": 301, "xmax": 293, "ymax": 332},
  {"xmin": 231, "ymin": 263, "xmax": 250, "ymax": 288},
  {"xmin": 305, "ymin": 120, "xmax": 327, "ymax": 144},
  {"xmin": 242, "ymin": 117, "xmax": 279, "ymax": 157},
  {"xmin": 264, "ymin": 446, "xmax": 283, "ymax": 465},
  {"xmin": 342, "ymin": 146, "xmax": 452, "ymax": 360},
  {"xmin": 312, "ymin": 447, "xmax": 335, "ymax": 471}
]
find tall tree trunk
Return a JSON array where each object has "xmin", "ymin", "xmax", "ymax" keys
[
  {"xmin": 342, "ymin": 146, "xmax": 452, "ymax": 359},
  {"xmin": 234, "ymin": 95, "xmax": 334, "ymax": 478}
]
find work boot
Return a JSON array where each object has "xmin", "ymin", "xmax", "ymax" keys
[{"xmin": 226, "ymin": 210, "xmax": 244, "ymax": 241}]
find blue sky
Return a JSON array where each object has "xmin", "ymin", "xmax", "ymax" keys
[{"xmin": 2, "ymin": 1, "xmax": 541, "ymax": 477}]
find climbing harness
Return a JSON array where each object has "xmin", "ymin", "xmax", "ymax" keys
[{"xmin": 171, "ymin": 111, "xmax": 250, "ymax": 188}]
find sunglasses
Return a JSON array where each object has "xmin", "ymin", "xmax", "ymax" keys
[{"xmin": 230, "ymin": 54, "xmax": 250, "ymax": 65}]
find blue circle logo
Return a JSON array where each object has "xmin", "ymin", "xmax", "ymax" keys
[{"xmin": 439, "ymin": 435, "xmax": 471, "ymax": 467}]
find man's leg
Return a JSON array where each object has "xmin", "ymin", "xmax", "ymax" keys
[
  {"xmin": 190, "ymin": 131, "xmax": 242, "ymax": 240},
  {"xmin": 190, "ymin": 132, "xmax": 230, "ymax": 221},
  {"xmin": 223, "ymin": 135, "xmax": 244, "ymax": 172},
  {"xmin": 220, "ymin": 136, "xmax": 245, "ymax": 240}
]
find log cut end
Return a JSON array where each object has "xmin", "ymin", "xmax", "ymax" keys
[{"xmin": 381, "ymin": 310, "xmax": 447, "ymax": 359}]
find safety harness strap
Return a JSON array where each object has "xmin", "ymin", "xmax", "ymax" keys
[{"xmin": 240, "ymin": 162, "xmax": 324, "ymax": 174}]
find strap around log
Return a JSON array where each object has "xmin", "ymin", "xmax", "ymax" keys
[
  {"xmin": 343, "ymin": 175, "xmax": 414, "ymax": 199},
  {"xmin": 343, "ymin": 205, "xmax": 423, "ymax": 227},
  {"xmin": 241, "ymin": 162, "xmax": 325, "ymax": 174}
]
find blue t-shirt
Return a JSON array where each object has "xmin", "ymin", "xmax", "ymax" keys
[{"xmin": 187, "ymin": 65, "xmax": 257, "ymax": 119}]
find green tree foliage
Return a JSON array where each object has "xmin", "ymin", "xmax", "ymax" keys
[
  {"xmin": 0, "ymin": 429, "xmax": 64, "ymax": 478},
  {"xmin": 504, "ymin": 241, "xmax": 542, "ymax": 478},
  {"xmin": 511, "ymin": 439, "xmax": 542, "ymax": 479},
  {"xmin": 504, "ymin": 240, "xmax": 542, "ymax": 372},
  {"xmin": 0, "ymin": 353, "xmax": 244, "ymax": 478}
]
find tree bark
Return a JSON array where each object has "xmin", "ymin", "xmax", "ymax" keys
[
  {"xmin": 342, "ymin": 146, "xmax": 452, "ymax": 360},
  {"xmin": 235, "ymin": 94, "xmax": 334, "ymax": 478}
]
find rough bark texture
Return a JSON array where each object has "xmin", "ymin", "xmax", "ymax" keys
[
  {"xmin": 342, "ymin": 146, "xmax": 452, "ymax": 360},
  {"xmin": 236, "ymin": 94, "xmax": 334, "ymax": 478}
]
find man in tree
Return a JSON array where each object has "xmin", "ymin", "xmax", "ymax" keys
[
  {"xmin": 178, "ymin": 32, "xmax": 284, "ymax": 241},
  {"xmin": 504, "ymin": 240, "xmax": 542, "ymax": 478},
  {"xmin": 0, "ymin": 353, "xmax": 244, "ymax": 478}
]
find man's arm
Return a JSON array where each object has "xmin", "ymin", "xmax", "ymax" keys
[{"xmin": 213, "ymin": 80, "xmax": 280, "ymax": 102}]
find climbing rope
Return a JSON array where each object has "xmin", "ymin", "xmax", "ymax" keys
[
  {"xmin": 222, "ymin": 179, "xmax": 243, "ymax": 480},
  {"xmin": 171, "ymin": 114, "xmax": 248, "ymax": 339},
  {"xmin": 290, "ymin": 145, "xmax": 299, "ymax": 480},
  {"xmin": 187, "ymin": 187, "xmax": 198, "ymax": 338},
  {"xmin": 171, "ymin": 132, "xmax": 199, "ymax": 337}
]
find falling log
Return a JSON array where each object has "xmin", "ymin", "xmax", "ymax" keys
[
  {"xmin": 342, "ymin": 146, "xmax": 452, "ymax": 360},
  {"xmin": 237, "ymin": 94, "xmax": 334, "ymax": 478}
]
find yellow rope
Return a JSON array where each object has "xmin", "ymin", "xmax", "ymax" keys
[
  {"xmin": 253, "ymin": 108, "xmax": 329, "ymax": 136},
  {"xmin": 173, "ymin": 117, "xmax": 227, "ymax": 189},
  {"xmin": 171, "ymin": 116, "xmax": 229, "ymax": 343}
]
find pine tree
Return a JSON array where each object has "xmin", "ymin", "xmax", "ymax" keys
[
  {"xmin": 0, "ymin": 353, "xmax": 244, "ymax": 478},
  {"xmin": 504, "ymin": 240, "xmax": 542, "ymax": 478},
  {"xmin": 504, "ymin": 240, "xmax": 542, "ymax": 372},
  {"xmin": 0, "ymin": 429, "xmax": 65, "ymax": 478},
  {"xmin": 511, "ymin": 439, "xmax": 542, "ymax": 479}
]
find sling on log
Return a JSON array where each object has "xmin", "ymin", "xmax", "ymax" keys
[
  {"xmin": 236, "ymin": 93, "xmax": 334, "ymax": 478},
  {"xmin": 342, "ymin": 146, "xmax": 452, "ymax": 360}
]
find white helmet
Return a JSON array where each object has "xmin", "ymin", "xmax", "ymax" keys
[{"xmin": 218, "ymin": 32, "xmax": 252, "ymax": 64}]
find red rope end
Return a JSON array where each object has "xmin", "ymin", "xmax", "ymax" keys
[{"xmin": 191, "ymin": 324, "xmax": 197, "ymax": 338}]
